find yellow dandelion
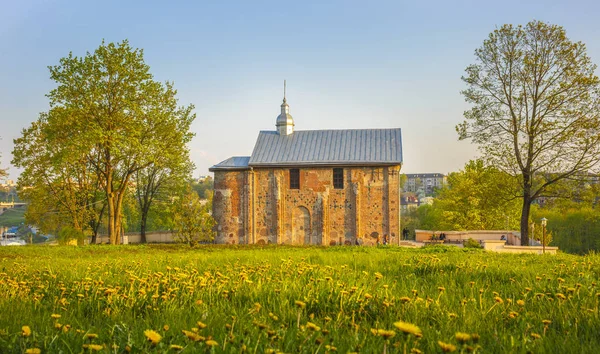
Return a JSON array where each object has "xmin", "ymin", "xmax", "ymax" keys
[
  {"xmin": 163, "ymin": 325, "xmax": 170, "ymax": 331},
  {"xmin": 306, "ymin": 322, "xmax": 321, "ymax": 331},
  {"xmin": 530, "ymin": 332, "xmax": 541, "ymax": 339},
  {"xmin": 373, "ymin": 329, "xmax": 395, "ymax": 339},
  {"xmin": 84, "ymin": 333, "xmax": 98, "ymax": 340},
  {"xmin": 374, "ymin": 272, "xmax": 383, "ymax": 280},
  {"xmin": 556, "ymin": 293, "xmax": 567, "ymax": 300},
  {"xmin": 494, "ymin": 296, "xmax": 504, "ymax": 304},
  {"xmin": 50, "ymin": 314, "xmax": 61, "ymax": 319},
  {"xmin": 364, "ymin": 293, "xmax": 373, "ymax": 299},
  {"xmin": 448, "ymin": 313, "xmax": 458, "ymax": 319},
  {"xmin": 517, "ymin": 300, "xmax": 525, "ymax": 306},
  {"xmin": 455, "ymin": 332, "xmax": 471, "ymax": 343},
  {"xmin": 438, "ymin": 341, "xmax": 456, "ymax": 352},
  {"xmin": 25, "ymin": 349, "xmax": 41, "ymax": 354},
  {"xmin": 196, "ymin": 321, "xmax": 207, "ymax": 329},
  {"xmin": 22, "ymin": 326, "xmax": 32, "ymax": 337},
  {"xmin": 182, "ymin": 330, "xmax": 204, "ymax": 342},
  {"xmin": 471, "ymin": 333, "xmax": 480, "ymax": 343},
  {"xmin": 170, "ymin": 344, "xmax": 184, "ymax": 350},
  {"xmin": 399, "ymin": 296, "xmax": 411, "ymax": 303},
  {"xmin": 410, "ymin": 349, "xmax": 422, "ymax": 354},
  {"xmin": 205, "ymin": 340, "xmax": 219, "ymax": 347},
  {"xmin": 295, "ymin": 300, "xmax": 306, "ymax": 308},
  {"xmin": 393, "ymin": 321, "xmax": 422, "ymax": 336},
  {"xmin": 542, "ymin": 320, "xmax": 552, "ymax": 326},
  {"xmin": 438, "ymin": 287, "xmax": 446, "ymax": 292},
  {"xmin": 508, "ymin": 311, "xmax": 519, "ymax": 319},
  {"xmin": 144, "ymin": 330, "xmax": 162, "ymax": 345},
  {"xmin": 83, "ymin": 344, "xmax": 104, "ymax": 351}
]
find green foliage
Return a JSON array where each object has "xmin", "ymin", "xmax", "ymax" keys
[
  {"xmin": 0, "ymin": 246, "xmax": 599, "ymax": 353},
  {"xmin": 532, "ymin": 206, "xmax": 600, "ymax": 254},
  {"xmin": 12, "ymin": 40, "xmax": 195, "ymax": 244},
  {"xmin": 417, "ymin": 159, "xmax": 521, "ymax": 231},
  {"xmin": 463, "ymin": 238, "xmax": 482, "ymax": 248},
  {"xmin": 459, "ymin": 20, "xmax": 600, "ymax": 244},
  {"xmin": 191, "ymin": 176, "xmax": 214, "ymax": 199},
  {"xmin": 56, "ymin": 226, "xmax": 85, "ymax": 246},
  {"xmin": 0, "ymin": 208, "xmax": 25, "ymax": 227},
  {"xmin": 173, "ymin": 191, "xmax": 216, "ymax": 246}
]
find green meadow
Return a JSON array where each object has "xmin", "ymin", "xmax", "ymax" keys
[{"xmin": 0, "ymin": 245, "xmax": 598, "ymax": 353}]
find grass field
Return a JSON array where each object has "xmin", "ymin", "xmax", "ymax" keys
[
  {"xmin": 0, "ymin": 207, "xmax": 25, "ymax": 228},
  {"xmin": 0, "ymin": 245, "xmax": 598, "ymax": 353}
]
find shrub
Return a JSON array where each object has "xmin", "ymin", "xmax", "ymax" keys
[{"xmin": 464, "ymin": 238, "xmax": 482, "ymax": 249}]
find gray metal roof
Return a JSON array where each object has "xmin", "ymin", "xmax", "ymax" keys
[
  {"xmin": 248, "ymin": 129, "xmax": 402, "ymax": 166},
  {"xmin": 209, "ymin": 156, "xmax": 250, "ymax": 171}
]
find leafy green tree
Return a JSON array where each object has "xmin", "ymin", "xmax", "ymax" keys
[
  {"xmin": 191, "ymin": 176, "xmax": 214, "ymax": 199},
  {"xmin": 173, "ymin": 190, "xmax": 215, "ymax": 246},
  {"xmin": 14, "ymin": 40, "xmax": 195, "ymax": 244},
  {"xmin": 135, "ymin": 150, "xmax": 193, "ymax": 243},
  {"xmin": 458, "ymin": 20, "xmax": 600, "ymax": 245},
  {"xmin": 13, "ymin": 121, "xmax": 101, "ymax": 236},
  {"xmin": 431, "ymin": 160, "xmax": 521, "ymax": 231}
]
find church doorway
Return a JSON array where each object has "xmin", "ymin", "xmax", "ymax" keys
[{"xmin": 292, "ymin": 206, "xmax": 311, "ymax": 245}]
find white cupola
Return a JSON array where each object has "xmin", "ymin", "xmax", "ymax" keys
[{"xmin": 276, "ymin": 81, "xmax": 294, "ymax": 135}]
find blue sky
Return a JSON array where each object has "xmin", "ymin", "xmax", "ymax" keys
[{"xmin": 1, "ymin": 0, "xmax": 599, "ymax": 180}]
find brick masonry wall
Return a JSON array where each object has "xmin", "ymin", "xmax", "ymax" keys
[{"xmin": 213, "ymin": 165, "xmax": 401, "ymax": 246}]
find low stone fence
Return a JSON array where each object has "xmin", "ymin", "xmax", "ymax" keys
[
  {"xmin": 91, "ymin": 231, "xmax": 176, "ymax": 244},
  {"xmin": 415, "ymin": 230, "xmax": 519, "ymax": 245},
  {"xmin": 481, "ymin": 240, "xmax": 558, "ymax": 254}
]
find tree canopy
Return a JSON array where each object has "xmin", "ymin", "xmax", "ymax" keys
[
  {"xmin": 12, "ymin": 40, "xmax": 195, "ymax": 243},
  {"xmin": 458, "ymin": 20, "xmax": 600, "ymax": 244}
]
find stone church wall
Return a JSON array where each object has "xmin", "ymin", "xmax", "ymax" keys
[{"xmin": 213, "ymin": 165, "xmax": 400, "ymax": 246}]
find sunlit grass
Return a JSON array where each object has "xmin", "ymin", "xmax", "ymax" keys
[{"xmin": 0, "ymin": 245, "xmax": 598, "ymax": 353}]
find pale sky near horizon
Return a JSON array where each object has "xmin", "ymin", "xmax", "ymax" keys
[{"xmin": 1, "ymin": 0, "xmax": 599, "ymax": 180}]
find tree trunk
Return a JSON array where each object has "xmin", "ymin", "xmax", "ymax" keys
[
  {"xmin": 140, "ymin": 209, "xmax": 148, "ymax": 243},
  {"xmin": 520, "ymin": 196, "xmax": 531, "ymax": 246}
]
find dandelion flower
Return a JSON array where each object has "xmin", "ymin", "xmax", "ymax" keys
[
  {"xmin": 295, "ymin": 300, "xmax": 306, "ymax": 309},
  {"xmin": 51, "ymin": 314, "xmax": 61, "ymax": 319},
  {"xmin": 24, "ymin": 349, "xmax": 41, "ymax": 354},
  {"xmin": 306, "ymin": 322, "xmax": 321, "ymax": 331},
  {"xmin": 455, "ymin": 332, "xmax": 471, "ymax": 343},
  {"xmin": 438, "ymin": 287, "xmax": 446, "ymax": 292},
  {"xmin": 196, "ymin": 321, "xmax": 207, "ymax": 329},
  {"xmin": 83, "ymin": 344, "xmax": 104, "ymax": 351},
  {"xmin": 170, "ymin": 344, "xmax": 184, "ymax": 350},
  {"xmin": 84, "ymin": 333, "xmax": 98, "ymax": 340},
  {"xmin": 399, "ymin": 296, "xmax": 411, "ymax": 303},
  {"xmin": 144, "ymin": 330, "xmax": 162, "ymax": 345},
  {"xmin": 205, "ymin": 340, "xmax": 219, "ymax": 347},
  {"xmin": 494, "ymin": 296, "xmax": 504, "ymax": 304},
  {"xmin": 517, "ymin": 300, "xmax": 525, "ymax": 306},
  {"xmin": 438, "ymin": 341, "xmax": 457, "ymax": 352},
  {"xmin": 182, "ymin": 330, "xmax": 204, "ymax": 342},
  {"xmin": 542, "ymin": 320, "xmax": 552, "ymax": 326},
  {"xmin": 372, "ymin": 329, "xmax": 395, "ymax": 339},
  {"xmin": 530, "ymin": 333, "xmax": 541, "ymax": 339},
  {"xmin": 393, "ymin": 321, "xmax": 422, "ymax": 336},
  {"xmin": 22, "ymin": 326, "xmax": 31, "ymax": 337},
  {"xmin": 556, "ymin": 293, "xmax": 567, "ymax": 300}
]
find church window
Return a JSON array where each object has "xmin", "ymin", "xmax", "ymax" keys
[
  {"xmin": 290, "ymin": 169, "xmax": 300, "ymax": 189},
  {"xmin": 333, "ymin": 168, "xmax": 344, "ymax": 189}
]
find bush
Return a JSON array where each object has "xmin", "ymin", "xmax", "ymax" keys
[
  {"xmin": 57, "ymin": 226, "xmax": 85, "ymax": 246},
  {"xmin": 464, "ymin": 238, "xmax": 482, "ymax": 249}
]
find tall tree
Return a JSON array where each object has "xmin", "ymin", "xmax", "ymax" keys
[
  {"xmin": 431, "ymin": 160, "xmax": 521, "ymax": 231},
  {"xmin": 458, "ymin": 21, "xmax": 600, "ymax": 245},
  {"xmin": 13, "ymin": 120, "xmax": 99, "ymax": 235},
  {"xmin": 173, "ymin": 189, "xmax": 215, "ymax": 246},
  {"xmin": 135, "ymin": 158, "xmax": 193, "ymax": 243},
  {"xmin": 14, "ymin": 40, "xmax": 195, "ymax": 244}
]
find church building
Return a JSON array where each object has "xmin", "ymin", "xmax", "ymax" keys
[{"xmin": 209, "ymin": 92, "xmax": 403, "ymax": 246}]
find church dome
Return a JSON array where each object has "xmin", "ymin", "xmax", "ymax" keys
[{"xmin": 276, "ymin": 97, "xmax": 294, "ymax": 135}]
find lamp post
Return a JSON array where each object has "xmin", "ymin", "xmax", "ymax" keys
[{"xmin": 541, "ymin": 217, "xmax": 547, "ymax": 254}]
